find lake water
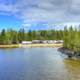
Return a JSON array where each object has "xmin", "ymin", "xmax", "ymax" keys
[{"xmin": 0, "ymin": 48, "xmax": 80, "ymax": 80}]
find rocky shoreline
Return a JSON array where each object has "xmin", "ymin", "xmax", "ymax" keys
[{"xmin": 58, "ymin": 47, "xmax": 80, "ymax": 58}]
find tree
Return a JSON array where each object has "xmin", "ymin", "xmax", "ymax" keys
[
  {"xmin": 0, "ymin": 29, "xmax": 6, "ymax": 44},
  {"xmin": 18, "ymin": 28, "xmax": 25, "ymax": 43},
  {"xmin": 31, "ymin": 31, "xmax": 37, "ymax": 40},
  {"xmin": 27, "ymin": 30, "xmax": 32, "ymax": 41}
]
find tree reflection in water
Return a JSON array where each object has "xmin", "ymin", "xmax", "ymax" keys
[{"xmin": 64, "ymin": 59, "xmax": 80, "ymax": 80}]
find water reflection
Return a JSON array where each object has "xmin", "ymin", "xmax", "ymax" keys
[
  {"xmin": 0, "ymin": 48, "xmax": 79, "ymax": 80},
  {"xmin": 64, "ymin": 59, "xmax": 80, "ymax": 80}
]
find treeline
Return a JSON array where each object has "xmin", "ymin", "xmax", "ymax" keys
[
  {"xmin": 0, "ymin": 29, "xmax": 64, "ymax": 45},
  {"xmin": 63, "ymin": 26, "xmax": 80, "ymax": 52},
  {"xmin": 24, "ymin": 27, "xmax": 80, "ymax": 53},
  {"xmin": 1, "ymin": 27, "xmax": 80, "ymax": 53}
]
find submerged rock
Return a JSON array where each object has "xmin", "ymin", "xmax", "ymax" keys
[{"xmin": 67, "ymin": 52, "xmax": 73, "ymax": 58}]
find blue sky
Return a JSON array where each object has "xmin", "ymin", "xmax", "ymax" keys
[
  {"xmin": 0, "ymin": 0, "xmax": 80, "ymax": 30},
  {"xmin": 0, "ymin": 14, "xmax": 22, "ymax": 30}
]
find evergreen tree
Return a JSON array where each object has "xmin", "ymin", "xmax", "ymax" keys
[
  {"xmin": 27, "ymin": 30, "xmax": 32, "ymax": 41},
  {"xmin": 0, "ymin": 29, "xmax": 6, "ymax": 44},
  {"xmin": 18, "ymin": 28, "xmax": 25, "ymax": 43}
]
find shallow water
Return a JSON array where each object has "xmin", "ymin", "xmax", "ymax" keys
[{"xmin": 0, "ymin": 48, "xmax": 79, "ymax": 80}]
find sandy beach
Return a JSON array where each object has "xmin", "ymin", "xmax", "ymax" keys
[
  {"xmin": 21, "ymin": 43, "xmax": 63, "ymax": 48},
  {"xmin": 0, "ymin": 43, "xmax": 63, "ymax": 48},
  {"xmin": 0, "ymin": 44, "xmax": 20, "ymax": 48}
]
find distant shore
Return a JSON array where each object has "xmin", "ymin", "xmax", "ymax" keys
[{"xmin": 0, "ymin": 43, "xmax": 63, "ymax": 48}]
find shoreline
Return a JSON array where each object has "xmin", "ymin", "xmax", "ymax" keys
[
  {"xmin": 58, "ymin": 47, "xmax": 80, "ymax": 59},
  {"xmin": 0, "ymin": 44, "xmax": 63, "ymax": 48},
  {"xmin": 21, "ymin": 43, "xmax": 63, "ymax": 48},
  {"xmin": 0, "ymin": 44, "xmax": 21, "ymax": 48}
]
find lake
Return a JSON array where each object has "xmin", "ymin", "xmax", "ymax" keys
[{"xmin": 0, "ymin": 48, "xmax": 80, "ymax": 80}]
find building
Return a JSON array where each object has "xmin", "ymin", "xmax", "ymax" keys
[
  {"xmin": 47, "ymin": 40, "xmax": 54, "ymax": 44},
  {"xmin": 53, "ymin": 40, "xmax": 64, "ymax": 44},
  {"xmin": 57, "ymin": 40, "xmax": 64, "ymax": 43},
  {"xmin": 53, "ymin": 40, "xmax": 58, "ymax": 44},
  {"xmin": 22, "ymin": 41, "xmax": 32, "ymax": 45},
  {"xmin": 41, "ymin": 40, "xmax": 48, "ymax": 44},
  {"xmin": 32, "ymin": 40, "xmax": 40, "ymax": 44}
]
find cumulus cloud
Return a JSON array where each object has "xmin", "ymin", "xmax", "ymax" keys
[{"xmin": 0, "ymin": 0, "xmax": 80, "ymax": 28}]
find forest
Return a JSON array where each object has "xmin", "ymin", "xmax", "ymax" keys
[
  {"xmin": 0, "ymin": 28, "xmax": 64, "ymax": 45},
  {"xmin": 0, "ymin": 26, "xmax": 80, "ymax": 53},
  {"xmin": 63, "ymin": 26, "xmax": 80, "ymax": 53}
]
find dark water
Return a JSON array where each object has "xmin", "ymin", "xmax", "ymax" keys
[{"xmin": 0, "ymin": 48, "xmax": 79, "ymax": 80}]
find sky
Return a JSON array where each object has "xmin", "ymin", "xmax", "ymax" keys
[{"xmin": 0, "ymin": 0, "xmax": 80, "ymax": 30}]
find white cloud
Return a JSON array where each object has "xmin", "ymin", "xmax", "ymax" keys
[
  {"xmin": 0, "ymin": 4, "xmax": 18, "ymax": 14},
  {"xmin": 0, "ymin": 0, "xmax": 80, "ymax": 28}
]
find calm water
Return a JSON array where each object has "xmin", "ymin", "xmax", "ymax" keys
[{"xmin": 0, "ymin": 48, "xmax": 80, "ymax": 80}]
